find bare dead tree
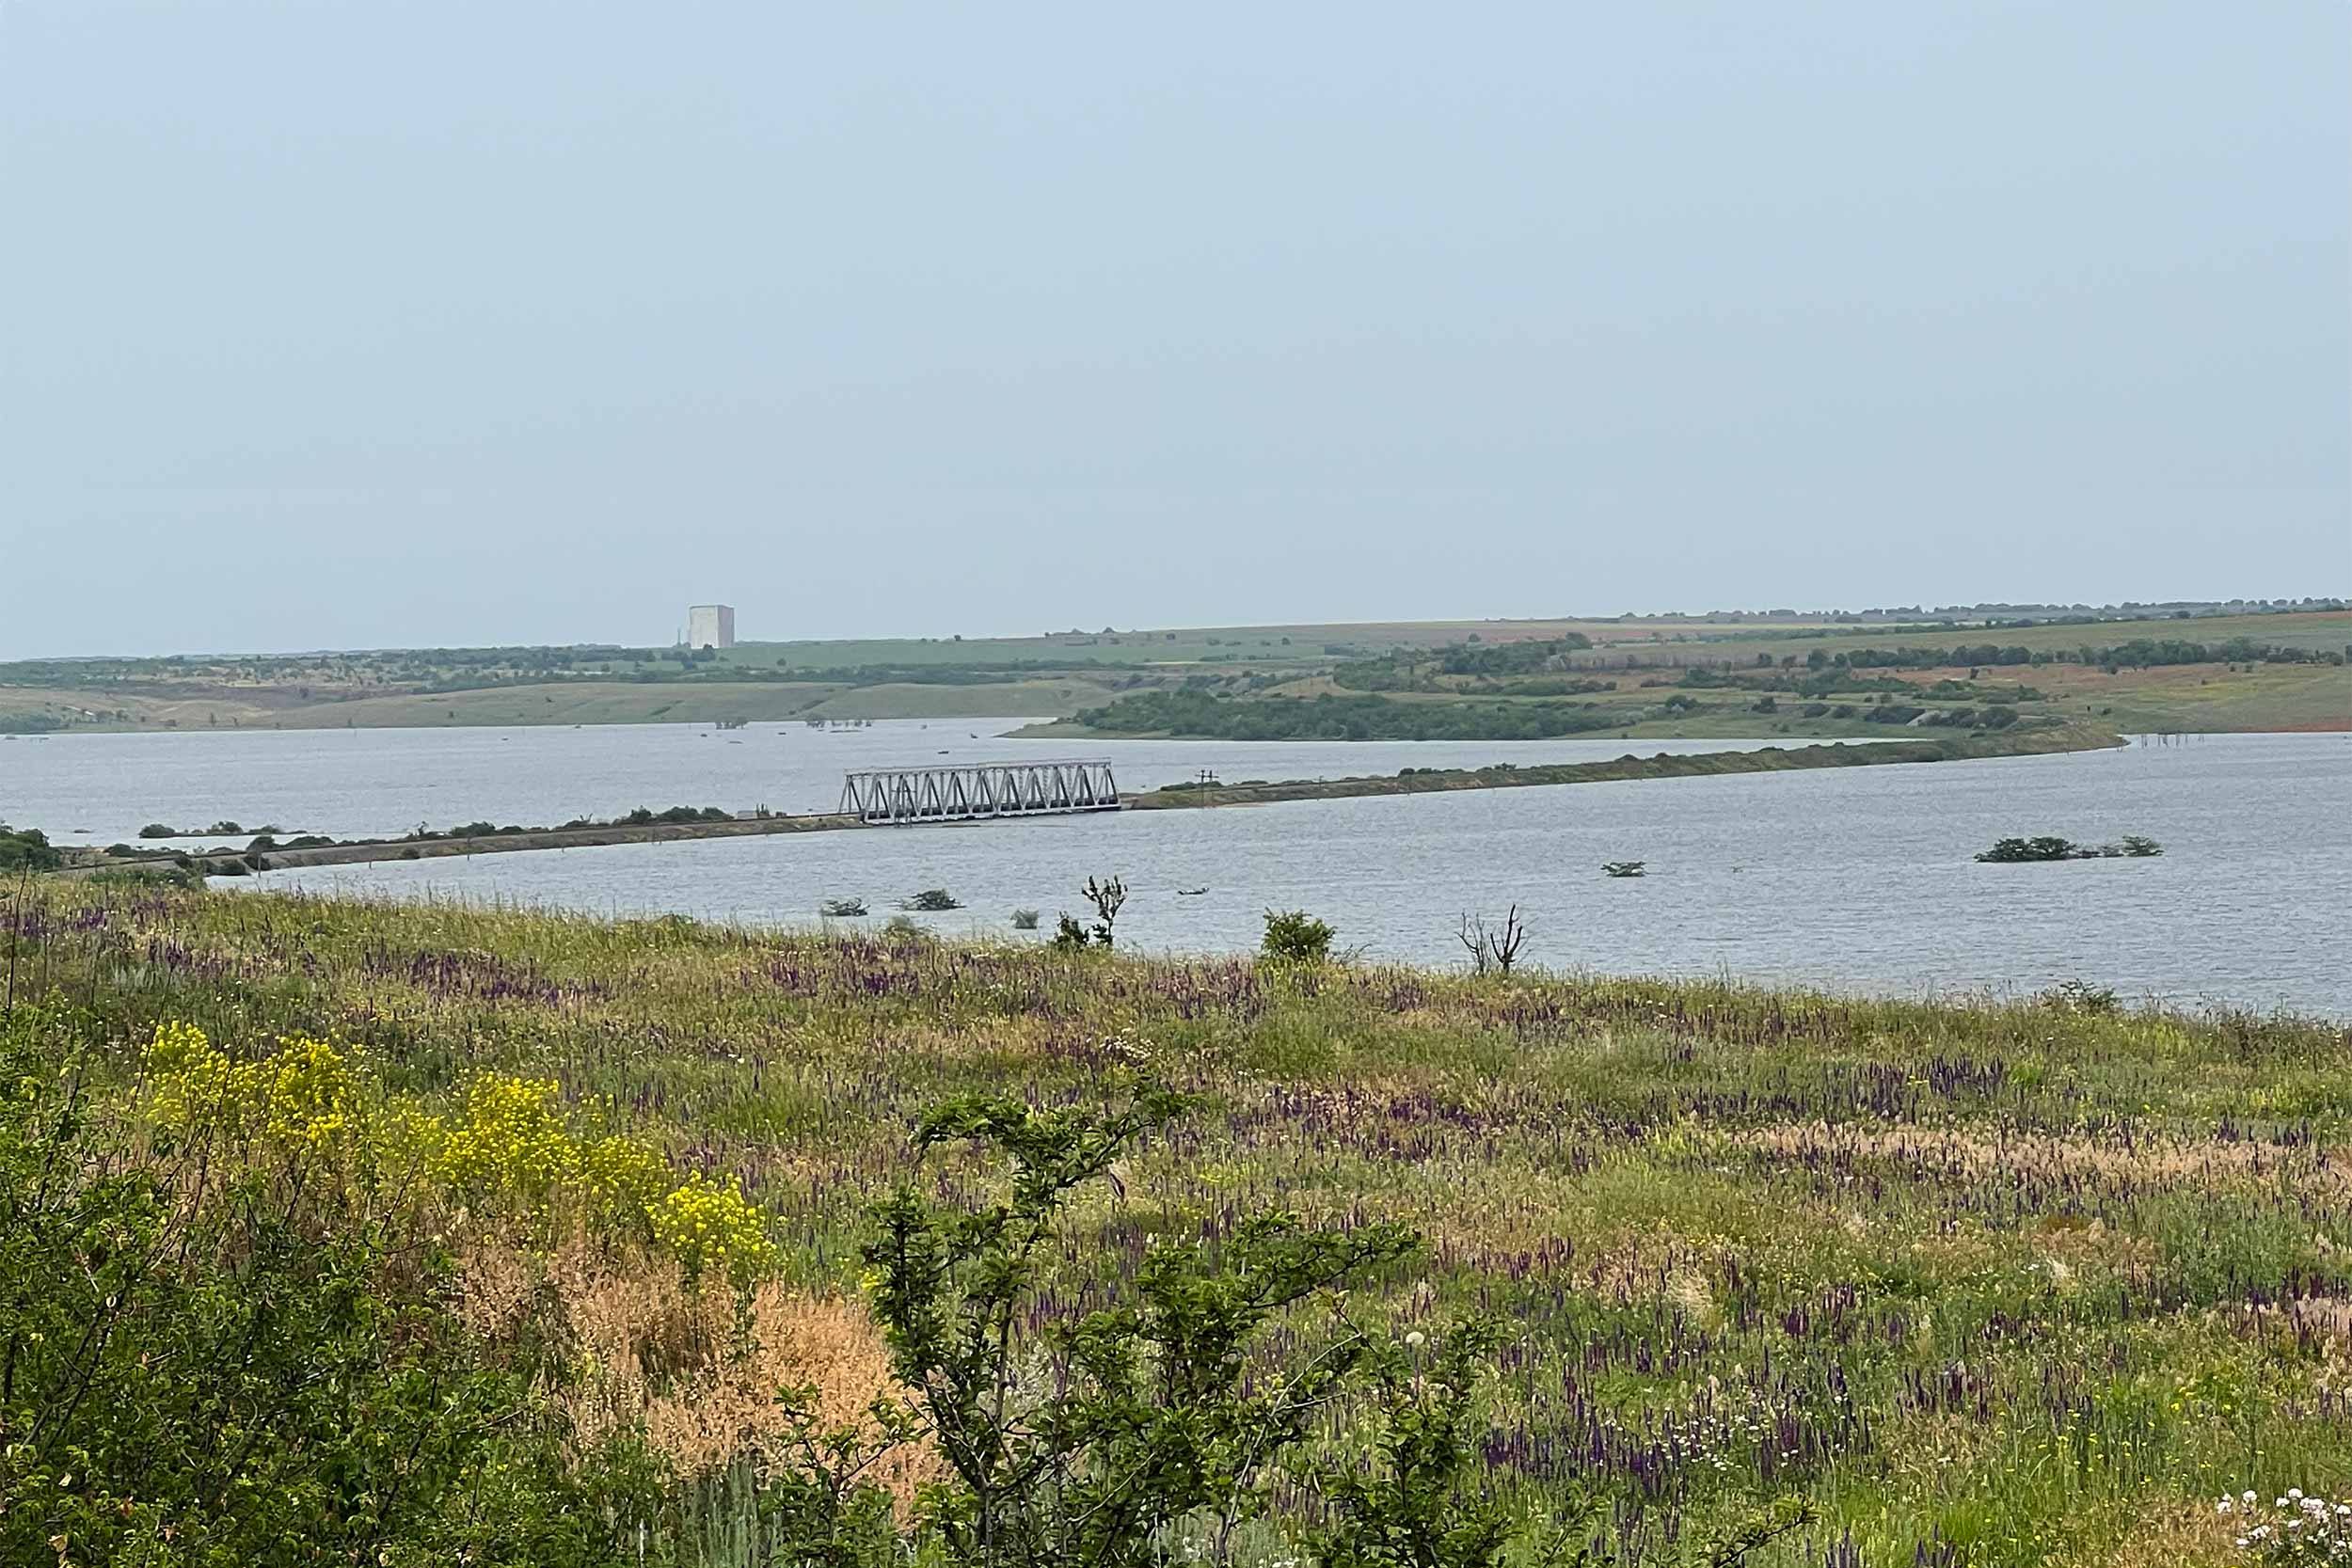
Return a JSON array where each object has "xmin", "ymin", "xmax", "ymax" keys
[
  {"xmin": 1488, "ymin": 904, "xmax": 1528, "ymax": 973},
  {"xmin": 1457, "ymin": 905, "xmax": 1529, "ymax": 975},
  {"xmin": 1456, "ymin": 912, "xmax": 1491, "ymax": 975}
]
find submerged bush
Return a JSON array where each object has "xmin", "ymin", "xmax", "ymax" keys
[{"xmin": 1978, "ymin": 833, "xmax": 2164, "ymax": 863}]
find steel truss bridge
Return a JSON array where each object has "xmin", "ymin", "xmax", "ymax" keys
[{"xmin": 839, "ymin": 759, "xmax": 1120, "ymax": 826}]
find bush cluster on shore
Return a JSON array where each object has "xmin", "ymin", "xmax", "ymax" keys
[{"xmin": 0, "ymin": 823, "xmax": 63, "ymax": 872}]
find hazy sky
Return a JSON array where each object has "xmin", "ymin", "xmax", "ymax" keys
[{"xmin": 3, "ymin": 2, "xmax": 2344, "ymax": 657}]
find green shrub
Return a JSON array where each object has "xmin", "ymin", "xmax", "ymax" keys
[
  {"xmin": 0, "ymin": 1006, "xmax": 664, "ymax": 1565},
  {"xmin": 2040, "ymin": 978, "xmax": 2120, "ymax": 1014},
  {"xmin": 1261, "ymin": 908, "xmax": 1336, "ymax": 963},
  {"xmin": 1077, "ymin": 873, "xmax": 1126, "ymax": 945},
  {"xmin": 745, "ymin": 1083, "xmax": 1523, "ymax": 1568},
  {"xmin": 0, "ymin": 825, "xmax": 61, "ymax": 873},
  {"xmin": 87, "ymin": 863, "xmax": 208, "ymax": 891}
]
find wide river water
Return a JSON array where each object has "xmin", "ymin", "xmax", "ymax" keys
[{"xmin": 5, "ymin": 721, "xmax": 2346, "ymax": 1015}]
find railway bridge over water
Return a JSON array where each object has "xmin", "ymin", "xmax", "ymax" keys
[{"xmin": 838, "ymin": 759, "xmax": 1120, "ymax": 826}]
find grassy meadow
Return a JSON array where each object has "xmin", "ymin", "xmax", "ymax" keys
[{"xmin": 5, "ymin": 881, "xmax": 2349, "ymax": 1563}]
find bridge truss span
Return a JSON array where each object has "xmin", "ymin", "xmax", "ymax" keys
[{"xmin": 839, "ymin": 759, "xmax": 1121, "ymax": 826}]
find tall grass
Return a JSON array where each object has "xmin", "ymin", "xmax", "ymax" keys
[{"xmin": 5, "ymin": 881, "xmax": 2348, "ymax": 1564}]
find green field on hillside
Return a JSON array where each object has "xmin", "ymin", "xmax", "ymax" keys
[
  {"xmin": 1555, "ymin": 610, "xmax": 2352, "ymax": 666},
  {"xmin": 4, "ymin": 607, "xmax": 2342, "ymax": 736}
]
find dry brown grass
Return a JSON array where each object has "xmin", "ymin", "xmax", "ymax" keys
[
  {"xmin": 460, "ymin": 1237, "xmax": 939, "ymax": 1505},
  {"xmin": 2057, "ymin": 1497, "xmax": 2233, "ymax": 1568},
  {"xmin": 1733, "ymin": 1122, "xmax": 2352, "ymax": 1195}
]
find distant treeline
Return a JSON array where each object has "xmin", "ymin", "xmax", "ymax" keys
[
  {"xmin": 1333, "ymin": 635, "xmax": 1595, "ymax": 691},
  {"xmin": 1076, "ymin": 689, "xmax": 1627, "ymax": 741},
  {"xmin": 115, "ymin": 806, "xmax": 751, "ymax": 862},
  {"xmin": 1829, "ymin": 638, "xmax": 2343, "ymax": 671},
  {"xmin": 781, "ymin": 660, "xmax": 1087, "ymax": 686},
  {"xmin": 428, "ymin": 805, "xmax": 740, "ymax": 838},
  {"xmin": 1678, "ymin": 667, "xmax": 2042, "ymax": 703},
  {"xmin": 1724, "ymin": 698, "xmax": 2018, "ymax": 730},
  {"xmin": 1077, "ymin": 684, "xmax": 2041, "ymax": 740},
  {"xmin": 417, "ymin": 656, "xmax": 1166, "ymax": 696},
  {"xmin": 1337, "ymin": 632, "xmax": 2343, "ymax": 692}
]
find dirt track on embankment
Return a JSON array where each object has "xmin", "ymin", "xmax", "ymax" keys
[{"xmin": 61, "ymin": 813, "xmax": 869, "ymax": 879}]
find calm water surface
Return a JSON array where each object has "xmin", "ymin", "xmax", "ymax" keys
[
  {"xmin": 0, "ymin": 719, "xmax": 1759, "ymax": 845},
  {"xmin": 7, "ymin": 725, "xmax": 2345, "ymax": 1014}
]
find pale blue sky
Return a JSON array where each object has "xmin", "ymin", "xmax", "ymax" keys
[{"xmin": 3, "ymin": 1, "xmax": 2344, "ymax": 657}]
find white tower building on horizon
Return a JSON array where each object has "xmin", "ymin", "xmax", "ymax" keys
[{"xmin": 687, "ymin": 604, "xmax": 736, "ymax": 649}]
